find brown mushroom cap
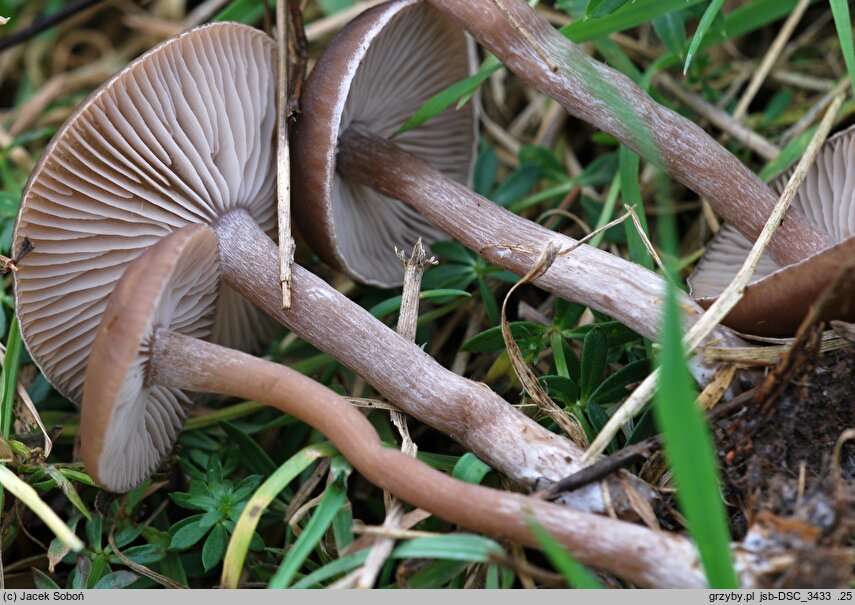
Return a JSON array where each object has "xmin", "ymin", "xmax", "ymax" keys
[
  {"xmin": 293, "ymin": 0, "xmax": 477, "ymax": 287},
  {"xmin": 688, "ymin": 126, "xmax": 855, "ymax": 336},
  {"xmin": 13, "ymin": 23, "xmax": 277, "ymax": 404},
  {"xmin": 80, "ymin": 225, "xmax": 219, "ymax": 492}
]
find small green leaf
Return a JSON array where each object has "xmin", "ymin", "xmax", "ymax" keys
[
  {"xmin": 32, "ymin": 568, "xmax": 61, "ymax": 589},
  {"xmin": 452, "ymin": 453, "xmax": 492, "ymax": 485},
  {"xmin": 579, "ymin": 327, "xmax": 608, "ymax": 400},
  {"xmin": 554, "ymin": 299, "xmax": 586, "ymax": 330},
  {"xmin": 220, "ymin": 422, "xmax": 277, "ymax": 476},
  {"xmin": 92, "ymin": 571, "xmax": 138, "ymax": 589},
  {"xmin": 473, "ymin": 146, "xmax": 499, "ymax": 196},
  {"xmin": 538, "ymin": 375, "xmax": 581, "ymax": 406},
  {"xmin": 585, "ymin": 401, "xmax": 617, "ymax": 453},
  {"xmin": 169, "ymin": 515, "xmax": 210, "ymax": 550},
  {"xmin": 589, "ymin": 358, "xmax": 651, "ymax": 404},
  {"xmin": 462, "ymin": 322, "xmax": 543, "ymax": 353},
  {"xmin": 491, "ymin": 164, "xmax": 540, "ymax": 207},
  {"xmin": 431, "ymin": 241, "xmax": 476, "ymax": 265},
  {"xmin": 44, "ymin": 466, "xmax": 91, "ymax": 521},
  {"xmin": 202, "ymin": 524, "xmax": 228, "ymax": 571},
  {"xmin": 585, "ymin": 0, "xmax": 631, "ymax": 20},
  {"xmin": 477, "ymin": 276, "xmax": 499, "ymax": 325},
  {"xmin": 653, "ymin": 10, "xmax": 687, "ymax": 57}
]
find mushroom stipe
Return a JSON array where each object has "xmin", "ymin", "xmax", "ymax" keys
[
  {"xmin": 293, "ymin": 0, "xmax": 745, "ymax": 386},
  {"xmin": 13, "ymin": 21, "xmax": 628, "ymax": 514},
  {"xmin": 80, "ymin": 224, "xmax": 709, "ymax": 589}
]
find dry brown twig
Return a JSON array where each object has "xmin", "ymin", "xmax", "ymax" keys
[
  {"xmin": 276, "ymin": 0, "xmax": 294, "ymax": 310},
  {"xmin": 355, "ymin": 240, "xmax": 435, "ymax": 588}
]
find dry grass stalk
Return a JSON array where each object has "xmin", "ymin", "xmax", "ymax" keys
[
  {"xmin": 355, "ymin": 240, "xmax": 434, "ymax": 588},
  {"xmin": 583, "ymin": 94, "xmax": 845, "ymax": 461},
  {"xmin": 276, "ymin": 0, "xmax": 294, "ymax": 309}
]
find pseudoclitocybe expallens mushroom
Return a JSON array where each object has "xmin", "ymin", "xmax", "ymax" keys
[
  {"xmin": 80, "ymin": 224, "xmax": 708, "ymax": 588},
  {"xmin": 13, "ymin": 22, "xmax": 614, "ymax": 512},
  {"xmin": 420, "ymin": 0, "xmax": 832, "ymax": 270},
  {"xmin": 688, "ymin": 126, "xmax": 855, "ymax": 336},
  {"xmin": 293, "ymin": 0, "xmax": 744, "ymax": 359}
]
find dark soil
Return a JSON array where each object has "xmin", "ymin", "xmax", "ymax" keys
[{"xmin": 716, "ymin": 345, "xmax": 855, "ymax": 588}]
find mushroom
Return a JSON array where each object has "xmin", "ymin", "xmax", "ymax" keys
[
  {"xmin": 293, "ymin": 0, "xmax": 744, "ymax": 356},
  {"xmin": 80, "ymin": 224, "xmax": 708, "ymax": 588},
  {"xmin": 688, "ymin": 126, "xmax": 855, "ymax": 336},
  {"xmin": 419, "ymin": 0, "xmax": 831, "ymax": 268},
  {"xmin": 12, "ymin": 21, "xmax": 619, "ymax": 513}
]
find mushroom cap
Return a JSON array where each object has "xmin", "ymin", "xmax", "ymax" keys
[
  {"xmin": 81, "ymin": 225, "xmax": 220, "ymax": 492},
  {"xmin": 688, "ymin": 126, "xmax": 855, "ymax": 336},
  {"xmin": 13, "ymin": 23, "xmax": 278, "ymax": 404},
  {"xmin": 292, "ymin": 0, "xmax": 477, "ymax": 287}
]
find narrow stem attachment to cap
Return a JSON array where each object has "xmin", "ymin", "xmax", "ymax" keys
[
  {"xmin": 336, "ymin": 124, "xmax": 745, "ymax": 372},
  {"xmin": 426, "ymin": 0, "xmax": 833, "ymax": 266},
  {"xmin": 147, "ymin": 329, "xmax": 707, "ymax": 588}
]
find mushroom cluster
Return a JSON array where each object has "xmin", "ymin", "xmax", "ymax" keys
[
  {"xmin": 80, "ymin": 224, "xmax": 708, "ymax": 588},
  {"xmin": 12, "ymin": 19, "xmax": 629, "ymax": 515},
  {"xmin": 14, "ymin": 0, "xmax": 848, "ymax": 589}
]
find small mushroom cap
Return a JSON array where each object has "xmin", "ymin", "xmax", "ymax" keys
[
  {"xmin": 13, "ymin": 23, "xmax": 278, "ymax": 405},
  {"xmin": 81, "ymin": 225, "xmax": 220, "ymax": 492},
  {"xmin": 688, "ymin": 126, "xmax": 855, "ymax": 336},
  {"xmin": 293, "ymin": 0, "xmax": 477, "ymax": 287}
]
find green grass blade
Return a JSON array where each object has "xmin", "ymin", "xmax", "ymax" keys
[
  {"xmin": 619, "ymin": 147, "xmax": 653, "ymax": 269},
  {"xmin": 1, "ymin": 317, "xmax": 23, "ymax": 438},
  {"xmin": 654, "ymin": 280, "xmax": 738, "ymax": 587},
  {"xmin": 291, "ymin": 551, "xmax": 370, "ymax": 588},
  {"xmin": 684, "ymin": 0, "xmax": 726, "ymax": 73},
  {"xmin": 829, "ymin": 0, "xmax": 855, "ymax": 97},
  {"xmin": 560, "ymin": 0, "xmax": 706, "ymax": 43},
  {"xmin": 267, "ymin": 458, "xmax": 350, "ymax": 588},
  {"xmin": 220, "ymin": 443, "xmax": 337, "ymax": 588},
  {"xmin": 395, "ymin": 57, "xmax": 500, "ymax": 136},
  {"xmin": 390, "ymin": 535, "xmax": 503, "ymax": 562},
  {"xmin": 0, "ymin": 465, "xmax": 84, "ymax": 552},
  {"xmin": 525, "ymin": 515, "xmax": 603, "ymax": 588}
]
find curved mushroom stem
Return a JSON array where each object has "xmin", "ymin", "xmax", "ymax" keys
[
  {"xmin": 149, "ymin": 328, "xmax": 708, "ymax": 589},
  {"xmin": 336, "ymin": 124, "xmax": 746, "ymax": 363},
  {"xmin": 213, "ymin": 209, "xmax": 625, "ymax": 513},
  {"xmin": 425, "ymin": 0, "xmax": 831, "ymax": 267}
]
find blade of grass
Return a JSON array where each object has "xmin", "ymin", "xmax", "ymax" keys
[
  {"xmin": 267, "ymin": 457, "xmax": 350, "ymax": 588},
  {"xmin": 220, "ymin": 442, "xmax": 337, "ymax": 588},
  {"xmin": 829, "ymin": 0, "xmax": 855, "ymax": 97},
  {"xmin": 654, "ymin": 277, "xmax": 737, "ymax": 588},
  {"xmin": 559, "ymin": 0, "xmax": 707, "ymax": 43},
  {"xmin": 1, "ymin": 317, "xmax": 23, "ymax": 438},
  {"xmin": 684, "ymin": 0, "xmax": 725, "ymax": 74},
  {"xmin": 619, "ymin": 147, "xmax": 653, "ymax": 269},
  {"xmin": 0, "ymin": 465, "xmax": 84, "ymax": 552},
  {"xmin": 525, "ymin": 515, "xmax": 604, "ymax": 588},
  {"xmin": 390, "ymin": 535, "xmax": 503, "ymax": 562}
]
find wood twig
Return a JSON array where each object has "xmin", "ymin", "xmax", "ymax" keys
[
  {"xmin": 355, "ymin": 240, "xmax": 435, "ymax": 588},
  {"xmin": 276, "ymin": 0, "xmax": 295, "ymax": 310}
]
